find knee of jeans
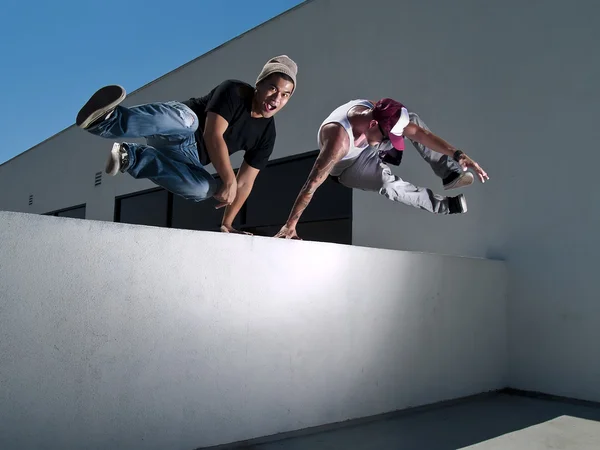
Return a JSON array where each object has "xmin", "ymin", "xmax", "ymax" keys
[
  {"xmin": 174, "ymin": 103, "xmax": 199, "ymax": 132},
  {"xmin": 184, "ymin": 112, "xmax": 199, "ymax": 132},
  {"xmin": 190, "ymin": 178, "xmax": 217, "ymax": 202}
]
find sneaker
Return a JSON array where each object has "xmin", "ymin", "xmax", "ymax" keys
[
  {"xmin": 448, "ymin": 194, "xmax": 468, "ymax": 214},
  {"xmin": 105, "ymin": 143, "xmax": 129, "ymax": 176},
  {"xmin": 76, "ymin": 85, "xmax": 126, "ymax": 129},
  {"xmin": 443, "ymin": 171, "xmax": 474, "ymax": 190}
]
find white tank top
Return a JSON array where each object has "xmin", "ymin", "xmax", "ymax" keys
[{"xmin": 317, "ymin": 99, "xmax": 374, "ymax": 176}]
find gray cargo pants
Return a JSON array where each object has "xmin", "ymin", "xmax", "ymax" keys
[{"xmin": 336, "ymin": 112, "xmax": 463, "ymax": 214}]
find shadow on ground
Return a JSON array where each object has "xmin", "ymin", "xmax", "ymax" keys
[{"xmin": 197, "ymin": 391, "xmax": 600, "ymax": 450}]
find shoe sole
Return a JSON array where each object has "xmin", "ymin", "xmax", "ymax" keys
[
  {"xmin": 458, "ymin": 194, "xmax": 468, "ymax": 213},
  {"xmin": 76, "ymin": 85, "xmax": 126, "ymax": 129},
  {"xmin": 105, "ymin": 143, "xmax": 122, "ymax": 176},
  {"xmin": 444, "ymin": 172, "xmax": 474, "ymax": 190}
]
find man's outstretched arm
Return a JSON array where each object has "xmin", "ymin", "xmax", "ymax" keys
[
  {"xmin": 220, "ymin": 161, "xmax": 260, "ymax": 234},
  {"xmin": 403, "ymin": 123, "xmax": 489, "ymax": 182},
  {"xmin": 204, "ymin": 112, "xmax": 238, "ymax": 207},
  {"xmin": 275, "ymin": 124, "xmax": 349, "ymax": 239}
]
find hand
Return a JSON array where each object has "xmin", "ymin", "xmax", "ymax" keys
[
  {"xmin": 456, "ymin": 153, "xmax": 489, "ymax": 183},
  {"xmin": 274, "ymin": 224, "xmax": 301, "ymax": 240},
  {"xmin": 220, "ymin": 224, "xmax": 252, "ymax": 235},
  {"xmin": 213, "ymin": 181, "xmax": 237, "ymax": 209}
]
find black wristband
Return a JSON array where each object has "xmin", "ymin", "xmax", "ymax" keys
[{"xmin": 453, "ymin": 150, "xmax": 465, "ymax": 162}]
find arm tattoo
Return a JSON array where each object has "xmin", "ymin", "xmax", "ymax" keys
[{"xmin": 286, "ymin": 144, "xmax": 344, "ymax": 225}]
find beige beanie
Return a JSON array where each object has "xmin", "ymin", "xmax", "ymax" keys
[{"xmin": 255, "ymin": 55, "xmax": 298, "ymax": 92}]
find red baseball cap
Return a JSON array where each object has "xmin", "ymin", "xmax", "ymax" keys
[{"xmin": 372, "ymin": 98, "xmax": 410, "ymax": 150}]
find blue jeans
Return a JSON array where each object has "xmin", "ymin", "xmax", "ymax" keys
[{"xmin": 86, "ymin": 101, "xmax": 217, "ymax": 202}]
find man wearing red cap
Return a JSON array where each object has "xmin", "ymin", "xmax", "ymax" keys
[{"xmin": 275, "ymin": 98, "xmax": 489, "ymax": 240}]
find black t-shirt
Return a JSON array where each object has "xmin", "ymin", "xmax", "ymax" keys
[{"xmin": 182, "ymin": 80, "xmax": 276, "ymax": 171}]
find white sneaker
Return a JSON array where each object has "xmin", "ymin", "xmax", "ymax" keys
[{"xmin": 105, "ymin": 143, "xmax": 129, "ymax": 176}]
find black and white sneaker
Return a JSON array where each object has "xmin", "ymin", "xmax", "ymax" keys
[
  {"xmin": 105, "ymin": 143, "xmax": 129, "ymax": 176},
  {"xmin": 443, "ymin": 171, "xmax": 474, "ymax": 190},
  {"xmin": 76, "ymin": 85, "xmax": 126, "ymax": 129},
  {"xmin": 448, "ymin": 194, "xmax": 468, "ymax": 214}
]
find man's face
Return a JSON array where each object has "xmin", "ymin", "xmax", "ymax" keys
[
  {"xmin": 254, "ymin": 74, "xmax": 294, "ymax": 118},
  {"xmin": 365, "ymin": 120, "xmax": 389, "ymax": 147}
]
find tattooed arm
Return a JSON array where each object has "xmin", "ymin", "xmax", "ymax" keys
[{"xmin": 275, "ymin": 123, "xmax": 350, "ymax": 239}]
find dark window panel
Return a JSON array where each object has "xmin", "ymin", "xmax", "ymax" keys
[
  {"xmin": 242, "ymin": 218, "xmax": 351, "ymax": 245},
  {"xmin": 171, "ymin": 194, "xmax": 240, "ymax": 232},
  {"xmin": 43, "ymin": 205, "xmax": 86, "ymax": 219},
  {"xmin": 117, "ymin": 189, "xmax": 169, "ymax": 227},
  {"xmin": 245, "ymin": 155, "xmax": 352, "ymax": 226},
  {"xmin": 110, "ymin": 151, "xmax": 352, "ymax": 241},
  {"xmin": 56, "ymin": 206, "xmax": 86, "ymax": 219}
]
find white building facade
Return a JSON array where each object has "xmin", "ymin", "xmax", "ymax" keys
[{"xmin": 1, "ymin": 0, "xmax": 599, "ymax": 403}]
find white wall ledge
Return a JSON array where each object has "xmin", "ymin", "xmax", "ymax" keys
[{"xmin": 0, "ymin": 211, "xmax": 508, "ymax": 449}]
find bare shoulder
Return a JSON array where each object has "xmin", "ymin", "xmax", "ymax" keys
[
  {"xmin": 316, "ymin": 123, "xmax": 350, "ymax": 163},
  {"xmin": 320, "ymin": 122, "xmax": 349, "ymax": 148}
]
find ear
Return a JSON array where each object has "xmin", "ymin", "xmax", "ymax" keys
[{"xmin": 369, "ymin": 119, "xmax": 379, "ymax": 129}]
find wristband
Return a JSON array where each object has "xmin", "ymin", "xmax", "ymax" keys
[{"xmin": 453, "ymin": 150, "xmax": 465, "ymax": 162}]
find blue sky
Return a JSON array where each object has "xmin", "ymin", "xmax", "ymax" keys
[{"xmin": 0, "ymin": 0, "xmax": 304, "ymax": 165}]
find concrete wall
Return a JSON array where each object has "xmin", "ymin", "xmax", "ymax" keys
[
  {"xmin": 0, "ymin": 211, "xmax": 508, "ymax": 449},
  {"xmin": 316, "ymin": 0, "xmax": 600, "ymax": 404},
  {"xmin": 0, "ymin": 0, "xmax": 598, "ymax": 405}
]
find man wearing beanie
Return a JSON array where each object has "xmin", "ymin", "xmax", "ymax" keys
[
  {"xmin": 75, "ymin": 55, "xmax": 297, "ymax": 234},
  {"xmin": 275, "ymin": 97, "xmax": 489, "ymax": 240}
]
